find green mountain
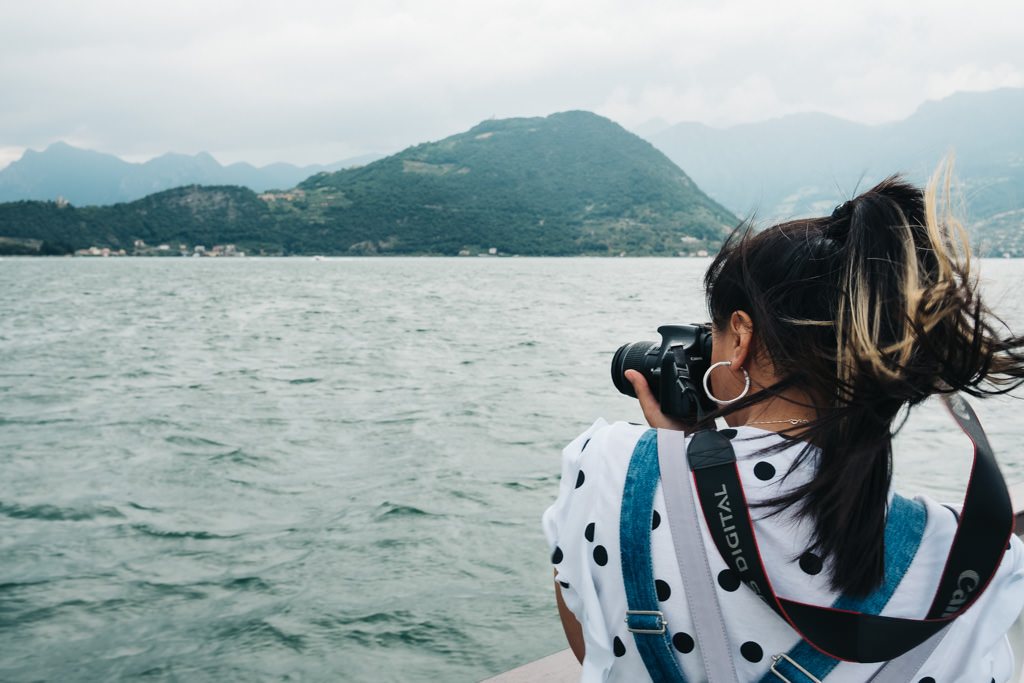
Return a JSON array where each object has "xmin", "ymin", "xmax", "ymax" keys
[
  {"xmin": 289, "ymin": 111, "xmax": 735, "ymax": 255},
  {"xmin": 0, "ymin": 111, "xmax": 736, "ymax": 257},
  {"xmin": 0, "ymin": 186, "xmax": 276, "ymax": 256}
]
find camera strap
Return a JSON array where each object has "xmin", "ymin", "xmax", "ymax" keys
[{"xmin": 687, "ymin": 393, "xmax": 1014, "ymax": 663}]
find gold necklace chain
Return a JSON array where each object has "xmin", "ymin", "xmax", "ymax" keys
[{"xmin": 746, "ymin": 418, "xmax": 810, "ymax": 425}]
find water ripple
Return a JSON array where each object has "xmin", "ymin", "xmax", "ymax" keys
[{"xmin": 0, "ymin": 501, "xmax": 126, "ymax": 522}]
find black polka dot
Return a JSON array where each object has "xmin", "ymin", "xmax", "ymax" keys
[
  {"xmin": 575, "ymin": 471, "xmax": 586, "ymax": 488},
  {"xmin": 655, "ymin": 579, "xmax": 671, "ymax": 601},
  {"xmin": 799, "ymin": 552, "xmax": 823, "ymax": 575},
  {"xmin": 551, "ymin": 547, "xmax": 563, "ymax": 564},
  {"xmin": 593, "ymin": 545, "xmax": 608, "ymax": 566},
  {"xmin": 754, "ymin": 461, "xmax": 776, "ymax": 480},
  {"xmin": 720, "ymin": 428, "xmax": 737, "ymax": 439},
  {"xmin": 651, "ymin": 510, "xmax": 661, "ymax": 530},
  {"xmin": 558, "ymin": 580, "xmax": 569, "ymax": 589},
  {"xmin": 584, "ymin": 522, "xmax": 595, "ymax": 542},
  {"xmin": 613, "ymin": 636, "xmax": 626, "ymax": 657},
  {"xmin": 581, "ymin": 438, "xmax": 591, "ymax": 451},
  {"xmin": 717, "ymin": 569, "xmax": 741, "ymax": 591},
  {"xmin": 672, "ymin": 632, "xmax": 695, "ymax": 653},
  {"xmin": 918, "ymin": 678, "xmax": 935, "ymax": 683},
  {"xmin": 740, "ymin": 641, "xmax": 763, "ymax": 663}
]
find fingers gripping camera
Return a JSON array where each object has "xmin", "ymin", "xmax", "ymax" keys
[{"xmin": 611, "ymin": 324, "xmax": 716, "ymax": 420}]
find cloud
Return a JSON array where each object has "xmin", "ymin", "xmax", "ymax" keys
[
  {"xmin": 1, "ymin": 0, "xmax": 1022, "ymax": 166},
  {"xmin": 926, "ymin": 64, "xmax": 1024, "ymax": 100},
  {"xmin": 0, "ymin": 147, "xmax": 26, "ymax": 169}
]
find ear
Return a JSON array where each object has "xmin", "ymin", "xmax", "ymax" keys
[{"xmin": 728, "ymin": 310, "xmax": 754, "ymax": 369}]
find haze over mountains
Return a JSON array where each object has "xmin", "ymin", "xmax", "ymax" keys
[
  {"xmin": 646, "ymin": 88, "xmax": 1024, "ymax": 238},
  {"xmin": 0, "ymin": 145, "xmax": 383, "ymax": 206}
]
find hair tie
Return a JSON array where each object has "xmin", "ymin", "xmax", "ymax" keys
[{"xmin": 831, "ymin": 200, "xmax": 853, "ymax": 221}]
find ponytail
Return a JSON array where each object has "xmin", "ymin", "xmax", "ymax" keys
[{"xmin": 703, "ymin": 162, "xmax": 1024, "ymax": 595}]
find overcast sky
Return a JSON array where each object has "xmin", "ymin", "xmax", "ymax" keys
[{"xmin": 1, "ymin": 0, "xmax": 1022, "ymax": 169}]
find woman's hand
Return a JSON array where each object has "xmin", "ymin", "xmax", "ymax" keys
[{"xmin": 625, "ymin": 369, "xmax": 695, "ymax": 432}]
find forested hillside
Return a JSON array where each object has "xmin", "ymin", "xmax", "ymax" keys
[{"xmin": 289, "ymin": 111, "xmax": 735, "ymax": 255}]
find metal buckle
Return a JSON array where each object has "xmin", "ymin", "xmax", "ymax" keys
[
  {"xmin": 769, "ymin": 653, "xmax": 821, "ymax": 683},
  {"xmin": 624, "ymin": 609, "xmax": 666, "ymax": 634}
]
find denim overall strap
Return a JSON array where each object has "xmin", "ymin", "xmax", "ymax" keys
[
  {"xmin": 758, "ymin": 494, "xmax": 928, "ymax": 683},
  {"xmin": 621, "ymin": 429, "xmax": 688, "ymax": 683}
]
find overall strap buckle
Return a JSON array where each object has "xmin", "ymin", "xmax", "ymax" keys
[
  {"xmin": 624, "ymin": 609, "xmax": 667, "ymax": 635},
  {"xmin": 769, "ymin": 653, "xmax": 822, "ymax": 683}
]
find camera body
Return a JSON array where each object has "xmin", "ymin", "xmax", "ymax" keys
[{"xmin": 611, "ymin": 324, "xmax": 716, "ymax": 420}]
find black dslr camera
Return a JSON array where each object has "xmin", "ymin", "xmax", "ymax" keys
[{"xmin": 611, "ymin": 324, "xmax": 715, "ymax": 420}]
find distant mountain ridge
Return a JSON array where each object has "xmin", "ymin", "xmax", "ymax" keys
[
  {"xmin": 0, "ymin": 143, "xmax": 383, "ymax": 206},
  {"xmin": 644, "ymin": 88, "xmax": 1024, "ymax": 253},
  {"xmin": 0, "ymin": 112, "xmax": 736, "ymax": 256},
  {"xmin": 5, "ymin": 88, "xmax": 1021, "ymax": 254}
]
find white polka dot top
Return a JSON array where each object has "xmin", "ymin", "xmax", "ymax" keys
[{"xmin": 543, "ymin": 420, "xmax": 1024, "ymax": 682}]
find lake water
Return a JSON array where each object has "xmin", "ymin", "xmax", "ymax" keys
[{"xmin": 2, "ymin": 256, "xmax": 1024, "ymax": 682}]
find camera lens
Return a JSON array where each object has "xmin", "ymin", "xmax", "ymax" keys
[{"xmin": 611, "ymin": 341, "xmax": 659, "ymax": 398}]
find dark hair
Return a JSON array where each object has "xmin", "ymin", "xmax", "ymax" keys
[{"xmin": 703, "ymin": 167, "xmax": 1024, "ymax": 595}]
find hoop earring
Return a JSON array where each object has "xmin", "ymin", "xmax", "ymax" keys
[{"xmin": 702, "ymin": 361, "xmax": 750, "ymax": 405}]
